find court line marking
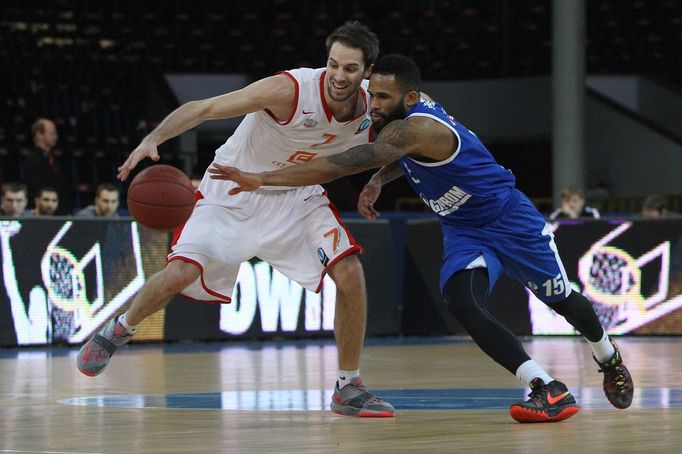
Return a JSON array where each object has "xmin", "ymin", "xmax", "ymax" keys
[{"xmin": 0, "ymin": 450, "xmax": 103, "ymax": 454}]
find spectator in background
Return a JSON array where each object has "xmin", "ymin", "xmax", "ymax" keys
[
  {"xmin": 549, "ymin": 186, "xmax": 600, "ymax": 221},
  {"xmin": 641, "ymin": 195, "xmax": 669, "ymax": 219},
  {"xmin": 75, "ymin": 183, "xmax": 120, "ymax": 217},
  {"xmin": 0, "ymin": 182, "xmax": 29, "ymax": 217},
  {"xmin": 30, "ymin": 186, "xmax": 60, "ymax": 216},
  {"xmin": 25, "ymin": 118, "xmax": 70, "ymax": 215}
]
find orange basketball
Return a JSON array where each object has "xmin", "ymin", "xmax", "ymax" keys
[{"xmin": 127, "ymin": 164, "xmax": 195, "ymax": 231}]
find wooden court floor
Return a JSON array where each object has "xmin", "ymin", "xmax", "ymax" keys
[{"xmin": 0, "ymin": 337, "xmax": 681, "ymax": 453}]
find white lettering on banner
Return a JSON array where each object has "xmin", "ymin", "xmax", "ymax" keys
[
  {"xmin": 254, "ymin": 262, "xmax": 303, "ymax": 332},
  {"xmin": 220, "ymin": 263, "xmax": 258, "ymax": 334},
  {"xmin": 219, "ymin": 261, "xmax": 337, "ymax": 334}
]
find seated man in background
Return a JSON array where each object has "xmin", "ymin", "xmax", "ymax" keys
[
  {"xmin": 549, "ymin": 185, "xmax": 600, "ymax": 221},
  {"xmin": 30, "ymin": 186, "xmax": 60, "ymax": 216},
  {"xmin": 75, "ymin": 183, "xmax": 120, "ymax": 217},
  {"xmin": 641, "ymin": 195, "xmax": 669, "ymax": 219},
  {"xmin": 0, "ymin": 182, "xmax": 29, "ymax": 217}
]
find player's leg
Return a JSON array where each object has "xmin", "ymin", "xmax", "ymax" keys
[
  {"xmin": 260, "ymin": 190, "xmax": 393, "ymax": 417},
  {"xmin": 326, "ymin": 255, "xmax": 393, "ymax": 417},
  {"xmin": 499, "ymin": 192, "xmax": 633, "ymax": 409},
  {"xmin": 77, "ymin": 260, "xmax": 199, "ymax": 376},
  {"xmin": 327, "ymin": 255, "xmax": 366, "ymax": 375},
  {"xmin": 443, "ymin": 267, "xmax": 579, "ymax": 423}
]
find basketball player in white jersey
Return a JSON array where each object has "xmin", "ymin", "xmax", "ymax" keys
[{"xmin": 77, "ymin": 21, "xmax": 394, "ymax": 417}]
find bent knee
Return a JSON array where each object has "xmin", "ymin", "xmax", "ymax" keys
[
  {"xmin": 162, "ymin": 259, "xmax": 201, "ymax": 293},
  {"xmin": 328, "ymin": 254, "xmax": 365, "ymax": 288}
]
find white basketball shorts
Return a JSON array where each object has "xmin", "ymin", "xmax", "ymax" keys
[{"xmin": 167, "ymin": 181, "xmax": 362, "ymax": 303}]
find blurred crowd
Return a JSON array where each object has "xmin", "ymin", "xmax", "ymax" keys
[
  {"xmin": 1, "ymin": 118, "xmax": 121, "ymax": 218},
  {"xmin": 0, "ymin": 117, "xmax": 678, "ymax": 221}
]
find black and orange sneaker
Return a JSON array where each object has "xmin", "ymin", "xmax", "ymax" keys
[
  {"xmin": 509, "ymin": 378, "xmax": 580, "ymax": 423},
  {"xmin": 594, "ymin": 339, "xmax": 634, "ymax": 409}
]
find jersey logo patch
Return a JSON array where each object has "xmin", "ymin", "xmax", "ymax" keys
[
  {"xmin": 287, "ymin": 151, "xmax": 317, "ymax": 165},
  {"xmin": 303, "ymin": 118, "xmax": 318, "ymax": 128},
  {"xmin": 317, "ymin": 247, "xmax": 330, "ymax": 266},
  {"xmin": 355, "ymin": 118, "xmax": 371, "ymax": 134}
]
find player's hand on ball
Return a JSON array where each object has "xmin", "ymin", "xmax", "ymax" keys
[
  {"xmin": 208, "ymin": 163, "xmax": 264, "ymax": 195},
  {"xmin": 358, "ymin": 182, "xmax": 381, "ymax": 220},
  {"xmin": 117, "ymin": 138, "xmax": 161, "ymax": 181}
]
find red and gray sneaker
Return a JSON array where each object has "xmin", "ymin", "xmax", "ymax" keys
[
  {"xmin": 77, "ymin": 315, "xmax": 133, "ymax": 377},
  {"xmin": 509, "ymin": 378, "xmax": 580, "ymax": 423},
  {"xmin": 594, "ymin": 339, "xmax": 634, "ymax": 409},
  {"xmin": 330, "ymin": 377, "xmax": 395, "ymax": 417}
]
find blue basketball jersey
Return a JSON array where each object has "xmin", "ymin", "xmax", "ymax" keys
[
  {"xmin": 398, "ymin": 100, "xmax": 516, "ymax": 226},
  {"xmin": 398, "ymin": 100, "xmax": 571, "ymax": 303}
]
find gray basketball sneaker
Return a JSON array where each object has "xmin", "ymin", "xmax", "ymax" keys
[
  {"xmin": 77, "ymin": 315, "xmax": 133, "ymax": 377},
  {"xmin": 330, "ymin": 377, "xmax": 395, "ymax": 417}
]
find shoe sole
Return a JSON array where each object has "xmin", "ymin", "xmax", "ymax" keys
[
  {"xmin": 331, "ymin": 403, "xmax": 395, "ymax": 418},
  {"xmin": 509, "ymin": 405, "xmax": 580, "ymax": 423},
  {"xmin": 76, "ymin": 344, "xmax": 107, "ymax": 377}
]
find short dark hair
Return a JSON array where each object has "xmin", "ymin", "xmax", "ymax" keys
[
  {"xmin": 372, "ymin": 53, "xmax": 421, "ymax": 92},
  {"xmin": 95, "ymin": 182, "xmax": 120, "ymax": 198},
  {"xmin": 2, "ymin": 182, "xmax": 27, "ymax": 197},
  {"xmin": 561, "ymin": 185, "xmax": 585, "ymax": 200},
  {"xmin": 326, "ymin": 21, "xmax": 379, "ymax": 68},
  {"xmin": 37, "ymin": 186, "xmax": 58, "ymax": 198}
]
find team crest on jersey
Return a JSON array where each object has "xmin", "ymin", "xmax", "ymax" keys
[
  {"xmin": 317, "ymin": 247, "xmax": 330, "ymax": 266},
  {"xmin": 355, "ymin": 118, "xmax": 371, "ymax": 134},
  {"xmin": 303, "ymin": 118, "xmax": 318, "ymax": 128}
]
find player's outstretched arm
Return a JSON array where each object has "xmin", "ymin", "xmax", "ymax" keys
[
  {"xmin": 209, "ymin": 120, "xmax": 419, "ymax": 193},
  {"xmin": 117, "ymin": 75, "xmax": 295, "ymax": 181}
]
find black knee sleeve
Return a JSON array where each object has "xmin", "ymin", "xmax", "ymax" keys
[
  {"xmin": 443, "ymin": 269, "xmax": 530, "ymax": 374},
  {"xmin": 546, "ymin": 291, "xmax": 604, "ymax": 342}
]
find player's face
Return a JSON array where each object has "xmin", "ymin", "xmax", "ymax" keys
[
  {"xmin": 95, "ymin": 190, "xmax": 119, "ymax": 216},
  {"xmin": 325, "ymin": 42, "xmax": 369, "ymax": 102},
  {"xmin": 368, "ymin": 74, "xmax": 408, "ymax": 134},
  {"xmin": 35, "ymin": 191, "xmax": 59, "ymax": 215}
]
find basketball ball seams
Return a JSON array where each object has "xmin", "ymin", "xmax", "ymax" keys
[{"xmin": 126, "ymin": 164, "xmax": 195, "ymax": 231}]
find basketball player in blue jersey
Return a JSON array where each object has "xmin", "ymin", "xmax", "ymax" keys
[{"xmin": 209, "ymin": 54, "xmax": 634, "ymax": 423}]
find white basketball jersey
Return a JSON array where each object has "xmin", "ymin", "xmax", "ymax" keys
[{"xmin": 213, "ymin": 67, "xmax": 372, "ymax": 190}]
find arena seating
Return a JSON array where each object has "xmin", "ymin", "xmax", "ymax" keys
[{"xmin": 1, "ymin": 0, "xmax": 680, "ymax": 210}]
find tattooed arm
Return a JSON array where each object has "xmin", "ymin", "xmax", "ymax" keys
[{"xmin": 209, "ymin": 119, "xmax": 420, "ymax": 194}]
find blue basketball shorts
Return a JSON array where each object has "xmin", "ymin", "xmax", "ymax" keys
[{"xmin": 440, "ymin": 190, "xmax": 572, "ymax": 303}]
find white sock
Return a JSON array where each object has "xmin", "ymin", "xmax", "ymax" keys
[
  {"xmin": 588, "ymin": 329, "xmax": 616, "ymax": 363},
  {"xmin": 337, "ymin": 369, "xmax": 360, "ymax": 388},
  {"xmin": 515, "ymin": 360, "xmax": 554, "ymax": 386},
  {"xmin": 117, "ymin": 312, "xmax": 139, "ymax": 334}
]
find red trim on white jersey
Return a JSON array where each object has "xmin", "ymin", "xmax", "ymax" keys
[
  {"xmin": 169, "ymin": 190, "xmax": 203, "ymax": 251},
  {"xmin": 264, "ymin": 71, "xmax": 299, "ymax": 125},
  {"xmin": 314, "ymin": 193, "xmax": 365, "ymax": 293},
  {"xmin": 319, "ymin": 70, "xmax": 333, "ymax": 123},
  {"xmin": 351, "ymin": 85, "xmax": 369, "ymax": 122},
  {"xmin": 168, "ymin": 256, "xmax": 233, "ymax": 304}
]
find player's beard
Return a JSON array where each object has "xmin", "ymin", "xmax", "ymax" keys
[{"xmin": 371, "ymin": 104, "xmax": 407, "ymax": 135}]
